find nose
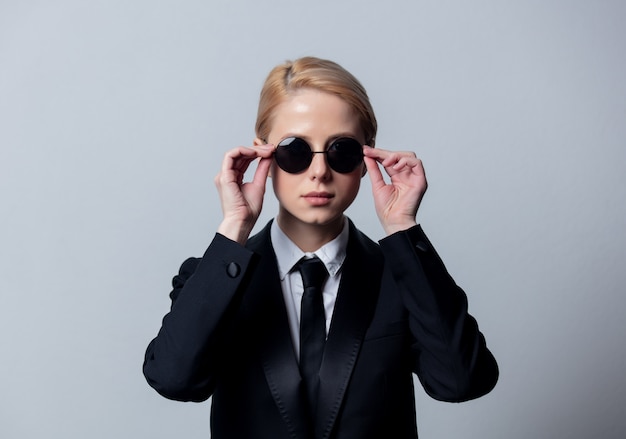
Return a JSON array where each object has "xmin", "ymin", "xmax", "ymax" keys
[{"xmin": 308, "ymin": 151, "xmax": 331, "ymax": 180}]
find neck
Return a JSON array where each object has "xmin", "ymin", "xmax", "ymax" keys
[{"xmin": 276, "ymin": 212, "xmax": 345, "ymax": 253}]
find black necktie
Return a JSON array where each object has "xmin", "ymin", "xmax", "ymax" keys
[{"xmin": 297, "ymin": 256, "xmax": 328, "ymax": 415}]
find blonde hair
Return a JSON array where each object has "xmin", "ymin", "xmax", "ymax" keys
[{"xmin": 255, "ymin": 57, "xmax": 377, "ymax": 146}]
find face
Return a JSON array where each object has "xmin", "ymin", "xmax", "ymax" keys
[{"xmin": 260, "ymin": 88, "xmax": 365, "ymax": 236}]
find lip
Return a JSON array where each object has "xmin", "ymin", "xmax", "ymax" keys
[{"xmin": 302, "ymin": 191, "xmax": 334, "ymax": 206}]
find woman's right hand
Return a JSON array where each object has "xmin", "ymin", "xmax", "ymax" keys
[{"xmin": 214, "ymin": 144, "xmax": 274, "ymax": 244}]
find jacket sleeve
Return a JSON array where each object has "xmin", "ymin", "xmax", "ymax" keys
[
  {"xmin": 378, "ymin": 225, "xmax": 499, "ymax": 402},
  {"xmin": 143, "ymin": 233, "xmax": 257, "ymax": 402}
]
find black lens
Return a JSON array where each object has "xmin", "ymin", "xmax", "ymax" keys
[
  {"xmin": 275, "ymin": 137, "xmax": 313, "ymax": 173},
  {"xmin": 274, "ymin": 137, "xmax": 363, "ymax": 174},
  {"xmin": 327, "ymin": 138, "xmax": 363, "ymax": 173}
]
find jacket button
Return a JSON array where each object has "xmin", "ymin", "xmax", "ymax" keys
[
  {"xmin": 415, "ymin": 241, "xmax": 428, "ymax": 252},
  {"xmin": 226, "ymin": 262, "xmax": 241, "ymax": 278}
]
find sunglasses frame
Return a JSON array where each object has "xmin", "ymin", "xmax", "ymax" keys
[{"xmin": 272, "ymin": 137, "xmax": 364, "ymax": 174}]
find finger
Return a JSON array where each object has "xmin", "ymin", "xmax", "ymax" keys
[
  {"xmin": 216, "ymin": 148, "xmax": 253, "ymax": 189},
  {"xmin": 382, "ymin": 156, "xmax": 424, "ymax": 179},
  {"xmin": 223, "ymin": 145, "xmax": 273, "ymax": 176},
  {"xmin": 381, "ymin": 152, "xmax": 417, "ymax": 169},
  {"xmin": 391, "ymin": 156, "xmax": 420, "ymax": 171},
  {"xmin": 244, "ymin": 146, "xmax": 274, "ymax": 179},
  {"xmin": 226, "ymin": 145, "xmax": 273, "ymax": 163},
  {"xmin": 364, "ymin": 156, "xmax": 386, "ymax": 190},
  {"xmin": 222, "ymin": 147, "xmax": 254, "ymax": 172},
  {"xmin": 252, "ymin": 143, "xmax": 275, "ymax": 157},
  {"xmin": 251, "ymin": 156, "xmax": 272, "ymax": 187},
  {"xmin": 362, "ymin": 146, "xmax": 391, "ymax": 163},
  {"xmin": 364, "ymin": 147, "xmax": 419, "ymax": 169}
]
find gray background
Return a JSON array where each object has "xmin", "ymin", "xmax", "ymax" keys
[{"xmin": 2, "ymin": 1, "xmax": 625, "ymax": 438}]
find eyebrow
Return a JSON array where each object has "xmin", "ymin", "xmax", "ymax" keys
[{"xmin": 278, "ymin": 132, "xmax": 361, "ymax": 145}]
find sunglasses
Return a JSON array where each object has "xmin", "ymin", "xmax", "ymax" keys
[{"xmin": 273, "ymin": 137, "xmax": 364, "ymax": 174}]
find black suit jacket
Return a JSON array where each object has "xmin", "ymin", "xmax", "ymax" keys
[{"xmin": 144, "ymin": 220, "xmax": 498, "ymax": 439}]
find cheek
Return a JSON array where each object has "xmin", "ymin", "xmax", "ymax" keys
[
  {"xmin": 271, "ymin": 165, "xmax": 296, "ymax": 197},
  {"xmin": 338, "ymin": 173, "xmax": 363, "ymax": 199}
]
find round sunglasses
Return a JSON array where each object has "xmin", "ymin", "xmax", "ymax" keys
[{"xmin": 273, "ymin": 137, "xmax": 364, "ymax": 174}]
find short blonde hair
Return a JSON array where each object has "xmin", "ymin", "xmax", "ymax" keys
[{"xmin": 255, "ymin": 57, "xmax": 377, "ymax": 146}]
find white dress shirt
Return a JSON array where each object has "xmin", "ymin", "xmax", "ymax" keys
[{"xmin": 270, "ymin": 218, "xmax": 349, "ymax": 360}]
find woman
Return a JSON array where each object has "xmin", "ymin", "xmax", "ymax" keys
[{"xmin": 144, "ymin": 56, "xmax": 498, "ymax": 439}]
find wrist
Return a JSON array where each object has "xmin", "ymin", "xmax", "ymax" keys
[
  {"xmin": 383, "ymin": 220, "xmax": 418, "ymax": 236},
  {"xmin": 217, "ymin": 219, "xmax": 253, "ymax": 244}
]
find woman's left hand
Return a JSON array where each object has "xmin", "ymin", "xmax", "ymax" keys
[{"xmin": 363, "ymin": 146, "xmax": 428, "ymax": 235}]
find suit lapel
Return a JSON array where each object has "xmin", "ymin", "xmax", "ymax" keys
[
  {"xmin": 246, "ymin": 222, "xmax": 314, "ymax": 439},
  {"xmin": 314, "ymin": 221, "xmax": 384, "ymax": 439},
  {"xmin": 247, "ymin": 220, "xmax": 383, "ymax": 439}
]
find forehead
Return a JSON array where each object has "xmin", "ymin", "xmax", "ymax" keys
[{"xmin": 268, "ymin": 89, "xmax": 361, "ymax": 142}]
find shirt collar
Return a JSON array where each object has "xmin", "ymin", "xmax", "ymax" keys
[{"xmin": 271, "ymin": 217, "xmax": 349, "ymax": 280}]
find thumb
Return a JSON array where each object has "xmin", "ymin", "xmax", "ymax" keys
[{"xmin": 364, "ymin": 156, "xmax": 385, "ymax": 190}]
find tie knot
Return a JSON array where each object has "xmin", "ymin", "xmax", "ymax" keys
[{"xmin": 297, "ymin": 256, "xmax": 328, "ymax": 292}]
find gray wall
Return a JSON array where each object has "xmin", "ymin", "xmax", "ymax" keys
[{"xmin": 2, "ymin": 1, "xmax": 625, "ymax": 438}]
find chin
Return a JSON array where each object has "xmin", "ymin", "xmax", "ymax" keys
[{"xmin": 304, "ymin": 213, "xmax": 345, "ymax": 227}]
